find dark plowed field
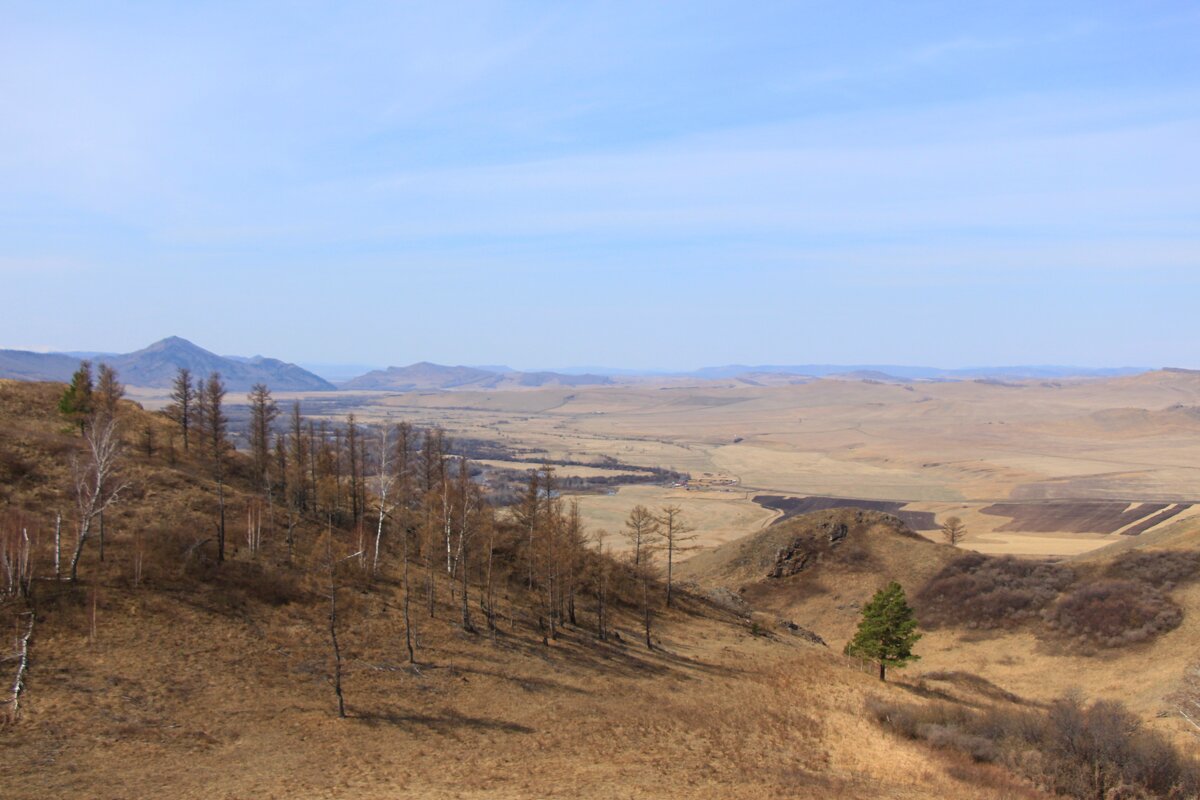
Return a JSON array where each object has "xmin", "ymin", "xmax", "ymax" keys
[
  {"xmin": 753, "ymin": 495, "xmax": 938, "ymax": 531},
  {"xmin": 979, "ymin": 501, "xmax": 1191, "ymax": 534},
  {"xmin": 1121, "ymin": 504, "xmax": 1190, "ymax": 536}
]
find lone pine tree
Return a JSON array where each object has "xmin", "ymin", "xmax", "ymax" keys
[
  {"xmin": 844, "ymin": 580, "xmax": 921, "ymax": 682},
  {"xmin": 58, "ymin": 360, "xmax": 94, "ymax": 434}
]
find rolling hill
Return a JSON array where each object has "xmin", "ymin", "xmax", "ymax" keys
[{"xmin": 0, "ymin": 337, "xmax": 334, "ymax": 391}]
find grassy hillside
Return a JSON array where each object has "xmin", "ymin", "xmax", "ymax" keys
[
  {"xmin": 0, "ymin": 379, "xmax": 1061, "ymax": 799},
  {"xmin": 684, "ymin": 502, "xmax": 1200, "ymax": 755}
]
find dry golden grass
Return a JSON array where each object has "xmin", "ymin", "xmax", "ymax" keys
[
  {"xmin": 2, "ymin": 576, "xmax": 1045, "ymax": 800},
  {"xmin": 567, "ymin": 484, "xmax": 779, "ymax": 552}
]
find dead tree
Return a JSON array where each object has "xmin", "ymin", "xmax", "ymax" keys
[
  {"xmin": 69, "ymin": 416, "xmax": 128, "ymax": 582},
  {"xmin": 325, "ymin": 523, "xmax": 362, "ymax": 720},
  {"xmin": 940, "ymin": 516, "xmax": 966, "ymax": 546}
]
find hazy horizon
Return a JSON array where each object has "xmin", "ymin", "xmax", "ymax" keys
[
  {"xmin": 0, "ymin": 333, "xmax": 1157, "ymax": 379},
  {"xmin": 4, "ymin": 3, "xmax": 1199, "ymax": 368}
]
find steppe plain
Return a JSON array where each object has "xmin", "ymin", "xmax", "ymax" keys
[{"xmin": 135, "ymin": 367, "xmax": 1200, "ymax": 558}]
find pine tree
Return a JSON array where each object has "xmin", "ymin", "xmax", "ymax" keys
[
  {"xmin": 58, "ymin": 360, "xmax": 94, "ymax": 434},
  {"xmin": 844, "ymin": 581, "xmax": 921, "ymax": 681}
]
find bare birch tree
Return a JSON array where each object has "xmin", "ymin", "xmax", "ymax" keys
[
  {"xmin": 69, "ymin": 416, "xmax": 128, "ymax": 582},
  {"xmin": 372, "ymin": 424, "xmax": 398, "ymax": 577}
]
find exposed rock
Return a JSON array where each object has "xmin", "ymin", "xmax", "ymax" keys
[
  {"xmin": 777, "ymin": 619, "xmax": 827, "ymax": 647},
  {"xmin": 706, "ymin": 586, "xmax": 751, "ymax": 615},
  {"xmin": 769, "ymin": 540, "xmax": 812, "ymax": 578}
]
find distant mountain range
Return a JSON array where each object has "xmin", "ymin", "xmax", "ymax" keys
[
  {"xmin": 678, "ymin": 364, "xmax": 1147, "ymax": 381},
  {"xmin": 341, "ymin": 362, "xmax": 614, "ymax": 391},
  {"xmin": 0, "ymin": 336, "xmax": 1152, "ymax": 392},
  {"xmin": 0, "ymin": 337, "xmax": 334, "ymax": 391}
]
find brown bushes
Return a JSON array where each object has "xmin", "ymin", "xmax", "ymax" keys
[
  {"xmin": 915, "ymin": 553, "xmax": 1074, "ymax": 629},
  {"xmin": 1105, "ymin": 550, "xmax": 1200, "ymax": 589},
  {"xmin": 917, "ymin": 551, "xmax": 1191, "ymax": 650},
  {"xmin": 1043, "ymin": 579, "xmax": 1182, "ymax": 647},
  {"xmin": 868, "ymin": 692, "xmax": 1200, "ymax": 798}
]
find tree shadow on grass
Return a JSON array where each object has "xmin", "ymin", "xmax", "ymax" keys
[{"xmin": 349, "ymin": 705, "xmax": 535, "ymax": 734}]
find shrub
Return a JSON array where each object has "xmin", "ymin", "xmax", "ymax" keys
[
  {"xmin": 1105, "ymin": 550, "xmax": 1200, "ymax": 589},
  {"xmin": 1044, "ymin": 580, "xmax": 1181, "ymax": 647},
  {"xmin": 867, "ymin": 693, "xmax": 1200, "ymax": 799},
  {"xmin": 916, "ymin": 553, "xmax": 1074, "ymax": 629}
]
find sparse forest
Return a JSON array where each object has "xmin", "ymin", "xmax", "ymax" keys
[{"xmin": 2, "ymin": 365, "xmax": 704, "ymax": 730}]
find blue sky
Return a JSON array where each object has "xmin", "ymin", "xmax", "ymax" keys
[{"xmin": 2, "ymin": 1, "xmax": 1198, "ymax": 369}]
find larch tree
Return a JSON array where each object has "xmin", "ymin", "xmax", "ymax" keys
[
  {"xmin": 513, "ymin": 467, "xmax": 541, "ymax": 591},
  {"xmin": 197, "ymin": 372, "xmax": 230, "ymax": 562},
  {"xmin": 275, "ymin": 431, "xmax": 299, "ymax": 562},
  {"xmin": 844, "ymin": 580, "xmax": 921, "ymax": 681},
  {"xmin": 591, "ymin": 528, "xmax": 611, "ymax": 641},
  {"xmin": 658, "ymin": 505, "xmax": 697, "ymax": 608},
  {"xmin": 635, "ymin": 540, "xmax": 659, "ymax": 650},
  {"xmin": 247, "ymin": 383, "xmax": 279, "ymax": 489},
  {"xmin": 94, "ymin": 363, "xmax": 125, "ymax": 422},
  {"xmin": 167, "ymin": 366, "xmax": 194, "ymax": 451},
  {"xmin": 289, "ymin": 402, "xmax": 309, "ymax": 513},
  {"xmin": 623, "ymin": 504, "xmax": 659, "ymax": 567},
  {"xmin": 450, "ymin": 456, "xmax": 485, "ymax": 633},
  {"xmin": 420, "ymin": 426, "xmax": 447, "ymax": 617},
  {"xmin": 563, "ymin": 498, "xmax": 587, "ymax": 625}
]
